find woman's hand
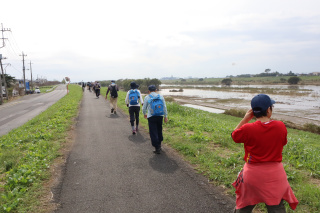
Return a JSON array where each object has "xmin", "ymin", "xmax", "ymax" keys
[
  {"xmin": 234, "ymin": 109, "xmax": 254, "ymax": 130},
  {"xmin": 244, "ymin": 109, "xmax": 254, "ymax": 122}
]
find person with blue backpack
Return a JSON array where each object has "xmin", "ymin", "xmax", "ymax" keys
[
  {"xmin": 125, "ymin": 82, "xmax": 144, "ymax": 134},
  {"xmin": 142, "ymin": 85, "xmax": 168, "ymax": 154}
]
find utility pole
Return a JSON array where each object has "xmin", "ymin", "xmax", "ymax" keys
[
  {"xmin": 20, "ymin": 52, "xmax": 27, "ymax": 95},
  {"xmin": 29, "ymin": 61, "xmax": 33, "ymax": 92},
  {"xmin": 0, "ymin": 56, "xmax": 9, "ymax": 100},
  {"xmin": 0, "ymin": 23, "xmax": 11, "ymax": 104},
  {"xmin": 0, "ymin": 54, "xmax": 3, "ymax": 105},
  {"xmin": 1, "ymin": 23, "xmax": 11, "ymax": 48}
]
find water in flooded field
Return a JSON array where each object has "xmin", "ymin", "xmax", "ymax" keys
[{"xmin": 159, "ymin": 84, "xmax": 320, "ymax": 124}]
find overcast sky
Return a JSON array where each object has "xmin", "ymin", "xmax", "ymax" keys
[{"xmin": 1, "ymin": 0, "xmax": 319, "ymax": 82}]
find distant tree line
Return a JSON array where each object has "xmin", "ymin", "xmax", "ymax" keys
[
  {"xmin": 227, "ymin": 70, "xmax": 298, "ymax": 78},
  {"xmin": 99, "ymin": 78, "xmax": 162, "ymax": 93}
]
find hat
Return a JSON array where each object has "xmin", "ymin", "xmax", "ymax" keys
[
  {"xmin": 130, "ymin": 81, "xmax": 138, "ymax": 89},
  {"xmin": 111, "ymin": 80, "xmax": 115, "ymax": 83},
  {"xmin": 148, "ymin": 85, "xmax": 156, "ymax": 92},
  {"xmin": 251, "ymin": 94, "xmax": 275, "ymax": 112}
]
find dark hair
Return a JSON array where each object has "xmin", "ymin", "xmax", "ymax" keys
[
  {"xmin": 253, "ymin": 105, "xmax": 273, "ymax": 118},
  {"xmin": 148, "ymin": 85, "xmax": 156, "ymax": 92}
]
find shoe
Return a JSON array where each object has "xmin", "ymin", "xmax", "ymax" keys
[
  {"xmin": 114, "ymin": 111, "xmax": 117, "ymax": 114},
  {"xmin": 136, "ymin": 126, "xmax": 138, "ymax": 132},
  {"xmin": 132, "ymin": 130, "xmax": 136, "ymax": 135},
  {"xmin": 111, "ymin": 108, "xmax": 114, "ymax": 113},
  {"xmin": 153, "ymin": 148, "xmax": 161, "ymax": 154}
]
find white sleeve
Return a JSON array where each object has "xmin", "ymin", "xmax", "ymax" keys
[
  {"xmin": 125, "ymin": 91, "xmax": 130, "ymax": 104},
  {"xmin": 138, "ymin": 90, "xmax": 144, "ymax": 104}
]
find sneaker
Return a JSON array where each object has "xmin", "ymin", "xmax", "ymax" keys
[
  {"xmin": 114, "ymin": 111, "xmax": 117, "ymax": 114},
  {"xmin": 132, "ymin": 130, "xmax": 136, "ymax": 135},
  {"xmin": 136, "ymin": 126, "xmax": 138, "ymax": 132},
  {"xmin": 111, "ymin": 108, "xmax": 114, "ymax": 113},
  {"xmin": 153, "ymin": 148, "xmax": 161, "ymax": 154}
]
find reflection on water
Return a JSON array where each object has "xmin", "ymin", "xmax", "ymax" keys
[
  {"xmin": 160, "ymin": 84, "xmax": 320, "ymax": 123},
  {"xmin": 182, "ymin": 104, "xmax": 225, "ymax": 114}
]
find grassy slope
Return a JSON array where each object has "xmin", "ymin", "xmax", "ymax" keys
[
  {"xmin": 0, "ymin": 84, "xmax": 82, "ymax": 213},
  {"xmin": 109, "ymin": 88, "xmax": 320, "ymax": 213}
]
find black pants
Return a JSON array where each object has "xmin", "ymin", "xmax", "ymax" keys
[
  {"xmin": 96, "ymin": 89, "xmax": 100, "ymax": 97},
  {"xmin": 147, "ymin": 116, "xmax": 163, "ymax": 149},
  {"xmin": 129, "ymin": 106, "xmax": 140, "ymax": 126}
]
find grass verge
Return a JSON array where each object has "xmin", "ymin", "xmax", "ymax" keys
[
  {"xmin": 0, "ymin": 84, "xmax": 82, "ymax": 212},
  {"xmin": 110, "ymin": 89, "xmax": 320, "ymax": 213}
]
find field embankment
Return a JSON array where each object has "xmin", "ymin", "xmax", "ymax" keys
[
  {"xmin": 0, "ymin": 85, "xmax": 82, "ymax": 212},
  {"xmin": 1, "ymin": 85, "xmax": 319, "ymax": 212},
  {"xmin": 107, "ymin": 88, "xmax": 320, "ymax": 213}
]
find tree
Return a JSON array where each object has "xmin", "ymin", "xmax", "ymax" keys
[
  {"xmin": 3, "ymin": 74, "xmax": 16, "ymax": 88},
  {"xmin": 265, "ymin": 68, "xmax": 271, "ymax": 73},
  {"xmin": 288, "ymin": 76, "xmax": 301, "ymax": 85},
  {"xmin": 287, "ymin": 71, "xmax": 296, "ymax": 76},
  {"xmin": 221, "ymin": 78, "xmax": 232, "ymax": 86},
  {"xmin": 62, "ymin": 78, "xmax": 66, "ymax": 84}
]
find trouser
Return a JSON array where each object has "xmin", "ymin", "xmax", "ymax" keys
[
  {"xmin": 110, "ymin": 97, "xmax": 118, "ymax": 111},
  {"xmin": 129, "ymin": 106, "xmax": 140, "ymax": 126},
  {"xmin": 147, "ymin": 116, "xmax": 163, "ymax": 149},
  {"xmin": 235, "ymin": 200, "xmax": 286, "ymax": 213},
  {"xmin": 96, "ymin": 89, "xmax": 100, "ymax": 97}
]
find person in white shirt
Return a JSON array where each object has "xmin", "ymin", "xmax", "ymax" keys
[{"xmin": 125, "ymin": 82, "xmax": 144, "ymax": 134}]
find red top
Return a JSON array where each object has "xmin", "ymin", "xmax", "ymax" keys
[{"xmin": 231, "ymin": 120, "xmax": 287, "ymax": 163}]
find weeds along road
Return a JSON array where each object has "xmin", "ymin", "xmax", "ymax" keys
[
  {"xmin": 52, "ymin": 90, "xmax": 235, "ymax": 213},
  {"xmin": 0, "ymin": 85, "xmax": 67, "ymax": 136}
]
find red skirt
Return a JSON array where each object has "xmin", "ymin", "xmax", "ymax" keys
[{"xmin": 232, "ymin": 162, "xmax": 298, "ymax": 210}]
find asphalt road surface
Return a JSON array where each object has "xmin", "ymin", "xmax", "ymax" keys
[
  {"xmin": 53, "ymin": 90, "xmax": 235, "ymax": 213},
  {"xmin": 0, "ymin": 85, "xmax": 67, "ymax": 136}
]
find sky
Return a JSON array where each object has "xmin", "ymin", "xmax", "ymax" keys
[{"xmin": 1, "ymin": 0, "xmax": 319, "ymax": 82}]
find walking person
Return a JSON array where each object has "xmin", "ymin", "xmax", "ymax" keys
[
  {"xmin": 231, "ymin": 94, "xmax": 298, "ymax": 213},
  {"xmin": 82, "ymin": 82, "xmax": 86, "ymax": 92},
  {"xmin": 142, "ymin": 85, "xmax": 168, "ymax": 154},
  {"xmin": 125, "ymin": 82, "xmax": 144, "ymax": 135},
  {"xmin": 95, "ymin": 82, "xmax": 101, "ymax": 98},
  {"xmin": 106, "ymin": 80, "xmax": 119, "ymax": 114}
]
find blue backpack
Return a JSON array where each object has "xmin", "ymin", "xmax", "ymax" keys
[
  {"xmin": 129, "ymin": 89, "xmax": 139, "ymax": 105},
  {"xmin": 148, "ymin": 94, "xmax": 164, "ymax": 116}
]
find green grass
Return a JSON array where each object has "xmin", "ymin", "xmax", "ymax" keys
[
  {"xmin": 39, "ymin": 85, "xmax": 57, "ymax": 93},
  {"xmin": 0, "ymin": 84, "xmax": 82, "ymax": 212},
  {"xmin": 112, "ymin": 88, "xmax": 320, "ymax": 212}
]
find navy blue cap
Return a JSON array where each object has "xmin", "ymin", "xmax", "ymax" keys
[
  {"xmin": 148, "ymin": 85, "xmax": 156, "ymax": 91},
  {"xmin": 130, "ymin": 81, "xmax": 138, "ymax": 89},
  {"xmin": 251, "ymin": 94, "xmax": 275, "ymax": 112},
  {"xmin": 111, "ymin": 80, "xmax": 115, "ymax": 83}
]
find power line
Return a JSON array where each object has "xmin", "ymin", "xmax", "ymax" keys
[{"xmin": 8, "ymin": 31, "xmax": 22, "ymax": 53}]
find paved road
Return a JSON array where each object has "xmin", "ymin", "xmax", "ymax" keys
[
  {"xmin": 53, "ymin": 90, "xmax": 235, "ymax": 213},
  {"xmin": 0, "ymin": 85, "xmax": 67, "ymax": 136}
]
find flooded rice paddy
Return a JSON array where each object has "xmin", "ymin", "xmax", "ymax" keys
[{"xmin": 159, "ymin": 84, "xmax": 320, "ymax": 125}]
